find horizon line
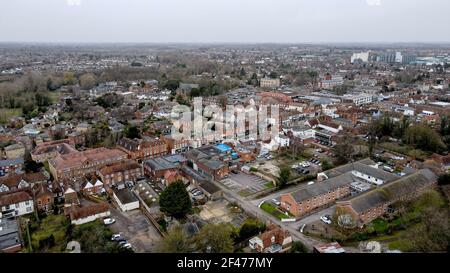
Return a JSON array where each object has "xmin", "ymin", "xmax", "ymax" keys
[{"xmin": 1, "ymin": 41, "xmax": 450, "ymax": 46}]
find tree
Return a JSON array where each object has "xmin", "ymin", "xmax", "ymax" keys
[
  {"xmin": 321, "ymin": 159, "xmax": 334, "ymax": 171},
  {"xmin": 157, "ymin": 225, "xmax": 192, "ymax": 253},
  {"xmin": 165, "ymin": 79, "xmax": 180, "ymax": 91},
  {"xmin": 79, "ymin": 73, "xmax": 97, "ymax": 90},
  {"xmin": 63, "ymin": 72, "xmax": 76, "ymax": 85},
  {"xmin": 403, "ymin": 208, "xmax": 449, "ymax": 252},
  {"xmin": 194, "ymin": 223, "xmax": 234, "ymax": 253},
  {"xmin": 237, "ymin": 219, "xmax": 266, "ymax": 242},
  {"xmin": 123, "ymin": 125, "xmax": 140, "ymax": 139},
  {"xmin": 289, "ymin": 241, "xmax": 309, "ymax": 253},
  {"xmin": 95, "ymin": 93, "xmax": 124, "ymax": 109},
  {"xmin": 217, "ymin": 95, "xmax": 227, "ymax": 109},
  {"xmin": 277, "ymin": 167, "xmax": 291, "ymax": 189},
  {"xmin": 404, "ymin": 124, "xmax": 446, "ymax": 153},
  {"xmin": 159, "ymin": 181, "xmax": 192, "ymax": 219},
  {"xmin": 333, "ymin": 134, "xmax": 354, "ymax": 164},
  {"xmin": 437, "ymin": 173, "xmax": 450, "ymax": 186}
]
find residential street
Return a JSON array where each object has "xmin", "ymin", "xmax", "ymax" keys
[{"xmin": 213, "ymin": 180, "xmax": 323, "ymax": 249}]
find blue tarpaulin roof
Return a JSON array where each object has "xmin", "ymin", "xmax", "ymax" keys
[{"xmin": 216, "ymin": 143, "xmax": 232, "ymax": 152}]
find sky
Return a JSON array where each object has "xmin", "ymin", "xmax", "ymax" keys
[{"xmin": 0, "ymin": 0, "xmax": 449, "ymax": 43}]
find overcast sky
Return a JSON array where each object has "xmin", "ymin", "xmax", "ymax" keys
[{"xmin": 0, "ymin": 0, "xmax": 449, "ymax": 43}]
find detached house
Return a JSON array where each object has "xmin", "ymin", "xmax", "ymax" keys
[{"xmin": 249, "ymin": 224, "xmax": 292, "ymax": 253}]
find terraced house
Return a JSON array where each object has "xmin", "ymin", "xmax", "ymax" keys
[
  {"xmin": 117, "ymin": 137, "xmax": 167, "ymax": 161},
  {"xmin": 48, "ymin": 148, "xmax": 127, "ymax": 181},
  {"xmin": 97, "ymin": 160, "xmax": 143, "ymax": 186}
]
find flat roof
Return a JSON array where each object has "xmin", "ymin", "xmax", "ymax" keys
[{"xmin": 114, "ymin": 188, "xmax": 138, "ymax": 204}]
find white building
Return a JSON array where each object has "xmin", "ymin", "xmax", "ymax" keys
[
  {"xmin": 287, "ymin": 125, "xmax": 315, "ymax": 140},
  {"xmin": 351, "ymin": 52, "xmax": 370, "ymax": 63},
  {"xmin": 343, "ymin": 94, "xmax": 373, "ymax": 106},
  {"xmin": 113, "ymin": 188, "xmax": 140, "ymax": 212},
  {"xmin": 274, "ymin": 135, "xmax": 290, "ymax": 148},
  {"xmin": 0, "ymin": 191, "xmax": 34, "ymax": 218}
]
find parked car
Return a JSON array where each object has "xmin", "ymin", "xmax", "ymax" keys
[
  {"xmin": 104, "ymin": 218, "xmax": 116, "ymax": 225},
  {"xmin": 111, "ymin": 234, "xmax": 124, "ymax": 241},
  {"xmin": 307, "ymin": 181, "xmax": 315, "ymax": 185},
  {"xmin": 121, "ymin": 242, "xmax": 133, "ymax": 249},
  {"xmin": 193, "ymin": 191, "xmax": 203, "ymax": 196},
  {"xmin": 272, "ymin": 199, "xmax": 281, "ymax": 206},
  {"xmin": 320, "ymin": 215, "xmax": 332, "ymax": 225}
]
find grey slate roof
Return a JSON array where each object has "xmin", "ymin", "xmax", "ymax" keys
[
  {"xmin": 291, "ymin": 172, "xmax": 357, "ymax": 203},
  {"xmin": 0, "ymin": 218, "xmax": 21, "ymax": 251},
  {"xmin": 343, "ymin": 169, "xmax": 436, "ymax": 214},
  {"xmin": 0, "ymin": 158, "xmax": 24, "ymax": 167},
  {"xmin": 144, "ymin": 157, "xmax": 177, "ymax": 171},
  {"xmin": 323, "ymin": 159, "xmax": 397, "ymax": 182}
]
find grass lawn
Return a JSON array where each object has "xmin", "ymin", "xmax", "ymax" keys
[
  {"xmin": 379, "ymin": 142, "xmax": 428, "ymax": 159},
  {"xmin": 30, "ymin": 214, "xmax": 69, "ymax": 253},
  {"xmin": 0, "ymin": 108, "xmax": 22, "ymax": 124},
  {"xmin": 265, "ymin": 182, "xmax": 275, "ymax": 189},
  {"xmin": 260, "ymin": 202, "xmax": 293, "ymax": 220},
  {"xmin": 47, "ymin": 90, "xmax": 61, "ymax": 104},
  {"xmin": 238, "ymin": 189, "xmax": 252, "ymax": 197},
  {"xmin": 370, "ymin": 218, "xmax": 389, "ymax": 234}
]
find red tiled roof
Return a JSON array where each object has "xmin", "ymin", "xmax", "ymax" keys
[
  {"xmin": 0, "ymin": 190, "xmax": 32, "ymax": 206},
  {"xmin": 69, "ymin": 203, "xmax": 109, "ymax": 220},
  {"xmin": 98, "ymin": 160, "xmax": 141, "ymax": 176}
]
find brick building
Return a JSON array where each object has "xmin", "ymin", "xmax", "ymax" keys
[
  {"xmin": 48, "ymin": 148, "xmax": 127, "ymax": 181},
  {"xmin": 97, "ymin": 160, "xmax": 143, "ymax": 186},
  {"xmin": 117, "ymin": 137, "xmax": 167, "ymax": 161},
  {"xmin": 335, "ymin": 169, "xmax": 436, "ymax": 227}
]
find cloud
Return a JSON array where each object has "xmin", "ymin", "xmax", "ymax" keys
[
  {"xmin": 66, "ymin": 0, "xmax": 81, "ymax": 6},
  {"xmin": 366, "ymin": 0, "xmax": 381, "ymax": 6}
]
